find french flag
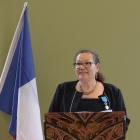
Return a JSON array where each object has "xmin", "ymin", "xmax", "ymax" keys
[{"xmin": 0, "ymin": 3, "xmax": 43, "ymax": 140}]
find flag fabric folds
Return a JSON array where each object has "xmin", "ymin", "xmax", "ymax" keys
[{"xmin": 0, "ymin": 3, "xmax": 43, "ymax": 140}]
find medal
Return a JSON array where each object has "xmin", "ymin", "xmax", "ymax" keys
[
  {"xmin": 100, "ymin": 95, "xmax": 110, "ymax": 110},
  {"xmin": 105, "ymin": 104, "xmax": 109, "ymax": 110}
]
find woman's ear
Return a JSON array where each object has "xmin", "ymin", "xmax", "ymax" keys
[{"xmin": 96, "ymin": 63, "xmax": 100, "ymax": 72}]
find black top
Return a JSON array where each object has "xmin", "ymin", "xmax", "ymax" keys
[
  {"xmin": 77, "ymin": 98, "xmax": 104, "ymax": 112},
  {"xmin": 48, "ymin": 80, "xmax": 130, "ymax": 130}
]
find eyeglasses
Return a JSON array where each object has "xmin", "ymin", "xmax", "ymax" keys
[{"xmin": 73, "ymin": 61, "xmax": 94, "ymax": 68}]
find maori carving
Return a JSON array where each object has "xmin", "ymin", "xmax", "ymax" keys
[{"xmin": 44, "ymin": 112, "xmax": 125, "ymax": 140}]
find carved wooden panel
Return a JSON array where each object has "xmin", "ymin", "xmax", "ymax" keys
[{"xmin": 44, "ymin": 112, "xmax": 125, "ymax": 140}]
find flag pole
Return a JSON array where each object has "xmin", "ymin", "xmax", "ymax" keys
[{"xmin": 0, "ymin": 2, "xmax": 28, "ymax": 93}]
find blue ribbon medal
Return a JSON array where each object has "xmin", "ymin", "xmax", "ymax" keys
[{"xmin": 100, "ymin": 96, "xmax": 109, "ymax": 110}]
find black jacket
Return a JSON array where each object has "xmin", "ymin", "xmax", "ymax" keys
[{"xmin": 49, "ymin": 81, "xmax": 130, "ymax": 130}]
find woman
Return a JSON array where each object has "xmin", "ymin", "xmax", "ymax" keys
[{"xmin": 49, "ymin": 49, "xmax": 130, "ymax": 130}]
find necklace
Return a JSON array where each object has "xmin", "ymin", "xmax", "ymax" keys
[{"xmin": 80, "ymin": 81, "xmax": 97, "ymax": 95}]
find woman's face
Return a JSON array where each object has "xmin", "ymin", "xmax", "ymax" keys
[{"xmin": 75, "ymin": 52, "xmax": 99, "ymax": 81}]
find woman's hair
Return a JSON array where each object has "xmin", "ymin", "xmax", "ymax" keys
[{"xmin": 74, "ymin": 49, "xmax": 105, "ymax": 82}]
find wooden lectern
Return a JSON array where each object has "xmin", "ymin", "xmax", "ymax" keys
[{"xmin": 44, "ymin": 112, "xmax": 125, "ymax": 140}]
